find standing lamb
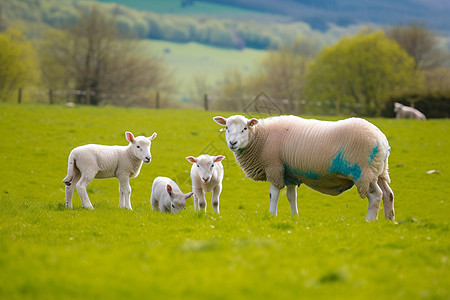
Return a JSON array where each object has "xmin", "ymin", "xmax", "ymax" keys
[
  {"xmin": 394, "ymin": 102, "xmax": 426, "ymax": 120},
  {"xmin": 213, "ymin": 115, "xmax": 395, "ymax": 221},
  {"xmin": 186, "ymin": 154, "xmax": 225, "ymax": 213},
  {"xmin": 150, "ymin": 177, "xmax": 194, "ymax": 214},
  {"xmin": 63, "ymin": 131, "xmax": 157, "ymax": 210}
]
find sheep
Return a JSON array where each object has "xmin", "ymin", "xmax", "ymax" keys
[
  {"xmin": 394, "ymin": 102, "xmax": 426, "ymax": 120},
  {"xmin": 150, "ymin": 177, "xmax": 194, "ymax": 213},
  {"xmin": 186, "ymin": 154, "xmax": 225, "ymax": 213},
  {"xmin": 213, "ymin": 115, "xmax": 395, "ymax": 221},
  {"xmin": 63, "ymin": 131, "xmax": 157, "ymax": 210}
]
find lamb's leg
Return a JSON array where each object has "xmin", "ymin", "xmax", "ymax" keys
[
  {"xmin": 211, "ymin": 183, "xmax": 222, "ymax": 214},
  {"xmin": 65, "ymin": 171, "xmax": 80, "ymax": 209},
  {"xmin": 150, "ymin": 193, "xmax": 159, "ymax": 212},
  {"xmin": 118, "ymin": 177, "xmax": 132, "ymax": 210},
  {"xmin": 194, "ymin": 188, "xmax": 206, "ymax": 213},
  {"xmin": 76, "ymin": 174, "xmax": 95, "ymax": 210},
  {"xmin": 378, "ymin": 178, "xmax": 395, "ymax": 221},
  {"xmin": 193, "ymin": 193, "xmax": 199, "ymax": 213},
  {"xmin": 286, "ymin": 185, "xmax": 298, "ymax": 216},
  {"xmin": 366, "ymin": 180, "xmax": 382, "ymax": 221},
  {"xmin": 269, "ymin": 183, "xmax": 281, "ymax": 216}
]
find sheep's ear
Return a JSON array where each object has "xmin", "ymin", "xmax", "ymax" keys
[
  {"xmin": 213, "ymin": 116, "xmax": 227, "ymax": 126},
  {"xmin": 248, "ymin": 118, "xmax": 258, "ymax": 127},
  {"xmin": 186, "ymin": 156, "xmax": 197, "ymax": 163},
  {"xmin": 185, "ymin": 192, "xmax": 194, "ymax": 200},
  {"xmin": 214, "ymin": 155, "xmax": 225, "ymax": 162},
  {"xmin": 125, "ymin": 132, "xmax": 135, "ymax": 143},
  {"xmin": 149, "ymin": 132, "xmax": 157, "ymax": 141},
  {"xmin": 166, "ymin": 184, "xmax": 173, "ymax": 196}
]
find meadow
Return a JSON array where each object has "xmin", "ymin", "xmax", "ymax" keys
[{"xmin": 0, "ymin": 103, "xmax": 449, "ymax": 299}]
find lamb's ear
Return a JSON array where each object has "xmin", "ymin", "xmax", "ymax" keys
[
  {"xmin": 185, "ymin": 192, "xmax": 194, "ymax": 200},
  {"xmin": 213, "ymin": 116, "xmax": 227, "ymax": 126},
  {"xmin": 248, "ymin": 118, "xmax": 258, "ymax": 127},
  {"xmin": 166, "ymin": 184, "xmax": 173, "ymax": 196},
  {"xmin": 149, "ymin": 132, "xmax": 157, "ymax": 141},
  {"xmin": 125, "ymin": 131, "xmax": 135, "ymax": 143},
  {"xmin": 186, "ymin": 156, "xmax": 197, "ymax": 164},
  {"xmin": 214, "ymin": 155, "xmax": 225, "ymax": 162}
]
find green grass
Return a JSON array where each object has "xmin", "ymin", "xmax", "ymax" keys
[{"xmin": 0, "ymin": 103, "xmax": 449, "ymax": 299}]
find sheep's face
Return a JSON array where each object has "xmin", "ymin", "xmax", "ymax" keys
[
  {"xmin": 393, "ymin": 102, "xmax": 403, "ymax": 113},
  {"xmin": 213, "ymin": 115, "xmax": 258, "ymax": 152},
  {"xmin": 126, "ymin": 132, "xmax": 157, "ymax": 164},
  {"xmin": 186, "ymin": 155, "xmax": 225, "ymax": 184},
  {"xmin": 167, "ymin": 184, "xmax": 193, "ymax": 214}
]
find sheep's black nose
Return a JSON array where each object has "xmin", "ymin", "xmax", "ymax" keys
[{"xmin": 229, "ymin": 141, "xmax": 237, "ymax": 147}]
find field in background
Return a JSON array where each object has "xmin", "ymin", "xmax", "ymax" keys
[
  {"xmin": 0, "ymin": 104, "xmax": 449, "ymax": 299},
  {"xmin": 143, "ymin": 39, "xmax": 267, "ymax": 100}
]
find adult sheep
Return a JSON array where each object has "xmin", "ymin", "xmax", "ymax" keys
[
  {"xmin": 63, "ymin": 131, "xmax": 157, "ymax": 210},
  {"xmin": 213, "ymin": 115, "xmax": 395, "ymax": 221},
  {"xmin": 394, "ymin": 102, "xmax": 426, "ymax": 120}
]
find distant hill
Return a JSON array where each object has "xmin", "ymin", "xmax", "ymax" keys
[{"xmin": 198, "ymin": 0, "xmax": 450, "ymax": 36}]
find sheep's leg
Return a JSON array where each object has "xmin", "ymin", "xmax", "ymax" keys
[
  {"xmin": 65, "ymin": 171, "xmax": 80, "ymax": 209},
  {"xmin": 118, "ymin": 177, "xmax": 132, "ymax": 210},
  {"xmin": 269, "ymin": 183, "xmax": 281, "ymax": 216},
  {"xmin": 378, "ymin": 178, "xmax": 395, "ymax": 221},
  {"xmin": 150, "ymin": 193, "xmax": 159, "ymax": 212},
  {"xmin": 76, "ymin": 174, "xmax": 95, "ymax": 210},
  {"xmin": 193, "ymin": 193, "xmax": 199, "ymax": 213},
  {"xmin": 194, "ymin": 188, "xmax": 206, "ymax": 213},
  {"xmin": 286, "ymin": 185, "xmax": 298, "ymax": 216},
  {"xmin": 366, "ymin": 180, "xmax": 383, "ymax": 221},
  {"xmin": 211, "ymin": 183, "xmax": 222, "ymax": 214}
]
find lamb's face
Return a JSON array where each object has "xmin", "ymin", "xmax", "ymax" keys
[
  {"xmin": 169, "ymin": 192, "xmax": 194, "ymax": 214},
  {"xmin": 187, "ymin": 155, "xmax": 225, "ymax": 184},
  {"xmin": 126, "ymin": 132, "xmax": 157, "ymax": 164},
  {"xmin": 213, "ymin": 115, "xmax": 258, "ymax": 152},
  {"xmin": 394, "ymin": 102, "xmax": 403, "ymax": 113}
]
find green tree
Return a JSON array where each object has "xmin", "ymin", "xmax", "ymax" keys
[
  {"xmin": 0, "ymin": 28, "xmax": 39, "ymax": 102},
  {"xmin": 305, "ymin": 30, "xmax": 421, "ymax": 116}
]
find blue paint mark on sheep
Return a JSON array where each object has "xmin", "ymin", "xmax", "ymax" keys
[
  {"xmin": 328, "ymin": 149, "xmax": 361, "ymax": 181},
  {"xmin": 368, "ymin": 143, "xmax": 379, "ymax": 165},
  {"xmin": 283, "ymin": 164, "xmax": 320, "ymax": 186}
]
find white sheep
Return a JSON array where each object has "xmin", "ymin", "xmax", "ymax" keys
[
  {"xmin": 150, "ymin": 176, "xmax": 194, "ymax": 213},
  {"xmin": 186, "ymin": 154, "xmax": 225, "ymax": 213},
  {"xmin": 213, "ymin": 115, "xmax": 395, "ymax": 221},
  {"xmin": 394, "ymin": 102, "xmax": 426, "ymax": 120},
  {"xmin": 63, "ymin": 131, "xmax": 157, "ymax": 210}
]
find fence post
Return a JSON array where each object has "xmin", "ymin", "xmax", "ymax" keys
[
  {"xmin": 156, "ymin": 91, "xmax": 160, "ymax": 109},
  {"xmin": 49, "ymin": 89, "xmax": 53, "ymax": 104},
  {"xmin": 204, "ymin": 93, "xmax": 208, "ymax": 111},
  {"xmin": 17, "ymin": 88, "xmax": 22, "ymax": 104}
]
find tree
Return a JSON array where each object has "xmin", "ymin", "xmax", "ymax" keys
[
  {"xmin": 305, "ymin": 30, "xmax": 421, "ymax": 116},
  {"xmin": 386, "ymin": 22, "xmax": 450, "ymax": 70},
  {"xmin": 0, "ymin": 28, "xmax": 39, "ymax": 102},
  {"xmin": 40, "ymin": 6, "xmax": 173, "ymax": 106},
  {"xmin": 249, "ymin": 38, "xmax": 319, "ymax": 112}
]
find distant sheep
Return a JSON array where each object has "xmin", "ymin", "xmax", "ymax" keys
[
  {"xmin": 186, "ymin": 154, "xmax": 225, "ymax": 213},
  {"xmin": 213, "ymin": 115, "xmax": 394, "ymax": 221},
  {"xmin": 394, "ymin": 102, "xmax": 426, "ymax": 120},
  {"xmin": 63, "ymin": 131, "xmax": 157, "ymax": 210},
  {"xmin": 151, "ymin": 177, "xmax": 193, "ymax": 214}
]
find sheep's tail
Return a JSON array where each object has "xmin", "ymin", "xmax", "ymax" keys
[{"xmin": 63, "ymin": 155, "xmax": 76, "ymax": 186}]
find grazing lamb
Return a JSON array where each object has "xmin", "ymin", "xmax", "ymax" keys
[
  {"xmin": 186, "ymin": 154, "xmax": 225, "ymax": 213},
  {"xmin": 63, "ymin": 131, "xmax": 157, "ymax": 210},
  {"xmin": 151, "ymin": 177, "xmax": 194, "ymax": 213},
  {"xmin": 213, "ymin": 115, "xmax": 395, "ymax": 221},
  {"xmin": 394, "ymin": 102, "xmax": 426, "ymax": 120}
]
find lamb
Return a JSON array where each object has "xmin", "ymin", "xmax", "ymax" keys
[
  {"xmin": 213, "ymin": 115, "xmax": 395, "ymax": 221},
  {"xmin": 186, "ymin": 154, "xmax": 225, "ymax": 213},
  {"xmin": 151, "ymin": 177, "xmax": 194, "ymax": 213},
  {"xmin": 63, "ymin": 131, "xmax": 157, "ymax": 210},
  {"xmin": 394, "ymin": 102, "xmax": 426, "ymax": 120}
]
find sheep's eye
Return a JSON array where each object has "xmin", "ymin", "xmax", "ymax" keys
[
  {"xmin": 136, "ymin": 145, "xmax": 140, "ymax": 149},
  {"xmin": 241, "ymin": 127, "xmax": 247, "ymax": 133},
  {"xmin": 211, "ymin": 164, "xmax": 214, "ymax": 168},
  {"xmin": 171, "ymin": 204, "xmax": 175, "ymax": 208},
  {"xmin": 225, "ymin": 127, "xmax": 228, "ymax": 130},
  {"xmin": 197, "ymin": 165, "xmax": 200, "ymax": 168}
]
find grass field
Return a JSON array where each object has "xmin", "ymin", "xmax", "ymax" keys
[{"xmin": 0, "ymin": 104, "xmax": 449, "ymax": 299}]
